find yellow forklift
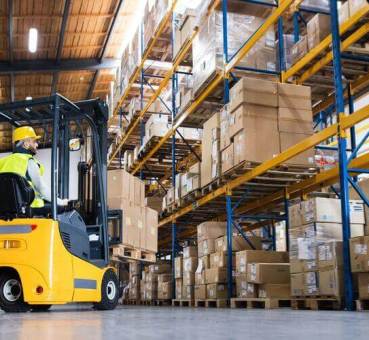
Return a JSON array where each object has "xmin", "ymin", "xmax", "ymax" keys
[{"xmin": 0, "ymin": 95, "xmax": 120, "ymax": 312}]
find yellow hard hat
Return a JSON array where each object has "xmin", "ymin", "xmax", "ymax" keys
[{"xmin": 13, "ymin": 126, "xmax": 41, "ymax": 143}]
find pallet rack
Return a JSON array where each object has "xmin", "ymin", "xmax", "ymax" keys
[{"xmin": 109, "ymin": 0, "xmax": 369, "ymax": 310}]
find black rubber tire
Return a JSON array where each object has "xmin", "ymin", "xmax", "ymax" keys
[
  {"xmin": 31, "ymin": 304, "xmax": 52, "ymax": 312},
  {"xmin": 0, "ymin": 272, "xmax": 30, "ymax": 313},
  {"xmin": 93, "ymin": 269, "xmax": 119, "ymax": 310}
]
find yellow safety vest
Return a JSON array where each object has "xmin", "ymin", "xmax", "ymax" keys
[{"xmin": 0, "ymin": 153, "xmax": 45, "ymax": 208}]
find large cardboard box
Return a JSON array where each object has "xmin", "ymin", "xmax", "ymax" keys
[
  {"xmin": 197, "ymin": 221, "xmax": 226, "ymax": 241},
  {"xmin": 278, "ymin": 107, "xmax": 313, "ymax": 134},
  {"xmin": 215, "ymin": 235, "xmax": 263, "ymax": 252},
  {"xmin": 318, "ymin": 267, "xmax": 343, "ymax": 298},
  {"xmin": 149, "ymin": 263, "xmax": 171, "ymax": 274},
  {"xmin": 194, "ymin": 284, "xmax": 207, "ymax": 300},
  {"xmin": 199, "ymin": 255, "xmax": 210, "ymax": 269},
  {"xmin": 350, "ymin": 178, "xmax": 369, "ymax": 236},
  {"xmin": 107, "ymin": 169, "xmax": 130, "ymax": 199},
  {"xmin": 183, "ymin": 271, "xmax": 195, "ymax": 286},
  {"xmin": 229, "ymin": 104, "xmax": 278, "ymax": 138},
  {"xmin": 349, "ymin": 0, "xmax": 368, "ymax": 16},
  {"xmin": 201, "ymin": 112, "xmax": 220, "ymax": 186},
  {"xmin": 339, "ymin": 0, "xmax": 350, "ymax": 24},
  {"xmin": 236, "ymin": 250, "xmax": 289, "ymax": 274},
  {"xmin": 290, "ymin": 259, "xmax": 305, "ymax": 274},
  {"xmin": 158, "ymin": 281, "xmax": 172, "ymax": 300},
  {"xmin": 247, "ymin": 263, "xmax": 290, "ymax": 284},
  {"xmin": 210, "ymin": 251, "xmax": 236, "ymax": 268},
  {"xmin": 258, "ymin": 284, "xmax": 290, "ymax": 298},
  {"xmin": 175, "ymin": 278, "xmax": 183, "ymax": 299},
  {"xmin": 307, "ymin": 14, "xmax": 331, "ymax": 50},
  {"xmin": 317, "ymin": 241, "xmax": 343, "ymax": 270},
  {"xmin": 158, "ymin": 273, "xmax": 172, "ymax": 284},
  {"xmin": 198, "ymin": 239, "xmax": 216, "ymax": 257},
  {"xmin": 234, "ymin": 128, "xmax": 280, "ymax": 165},
  {"xmin": 221, "ymin": 143, "xmax": 234, "ymax": 174},
  {"xmin": 279, "ymin": 132, "xmax": 314, "ymax": 166},
  {"xmin": 358, "ymin": 273, "xmax": 369, "ymax": 299},
  {"xmin": 289, "ymin": 203, "xmax": 302, "ymax": 228},
  {"xmin": 207, "ymin": 283, "xmax": 228, "ymax": 299},
  {"xmin": 183, "ymin": 246, "xmax": 197, "ymax": 258},
  {"xmin": 205, "ymin": 268, "xmax": 227, "ymax": 284},
  {"xmin": 175, "ymin": 257, "xmax": 183, "ymax": 279},
  {"xmin": 145, "ymin": 207, "xmax": 158, "ymax": 252},
  {"xmin": 195, "ymin": 271, "xmax": 206, "ymax": 285},
  {"xmin": 220, "ymin": 106, "xmax": 231, "ymax": 151},
  {"xmin": 350, "ymin": 236, "xmax": 369, "ymax": 272},
  {"xmin": 278, "ymin": 83, "xmax": 312, "ymax": 110},
  {"xmin": 229, "ymin": 77, "xmax": 278, "ymax": 113},
  {"xmin": 183, "ymin": 257, "xmax": 198, "ymax": 272},
  {"xmin": 290, "ymin": 272, "xmax": 304, "ymax": 296},
  {"xmin": 304, "ymin": 271, "xmax": 319, "ymax": 296},
  {"xmin": 182, "ymin": 285, "xmax": 194, "ymax": 300},
  {"xmin": 236, "ymin": 275, "xmax": 258, "ymax": 298}
]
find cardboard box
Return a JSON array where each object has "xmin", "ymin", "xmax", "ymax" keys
[
  {"xmin": 234, "ymin": 128, "xmax": 280, "ymax": 165},
  {"xmin": 229, "ymin": 104, "xmax": 278, "ymax": 138},
  {"xmin": 129, "ymin": 262, "xmax": 140, "ymax": 276},
  {"xmin": 350, "ymin": 178, "xmax": 369, "ymax": 235},
  {"xmin": 149, "ymin": 263, "xmax": 171, "ymax": 274},
  {"xmin": 304, "ymin": 271, "xmax": 319, "ymax": 296},
  {"xmin": 350, "ymin": 236, "xmax": 369, "ymax": 272},
  {"xmin": 145, "ymin": 207, "xmax": 158, "ymax": 252},
  {"xmin": 247, "ymin": 263, "xmax": 290, "ymax": 284},
  {"xmin": 349, "ymin": 0, "xmax": 368, "ymax": 16},
  {"xmin": 236, "ymin": 275, "xmax": 258, "ymax": 298},
  {"xmin": 339, "ymin": 0, "xmax": 350, "ymax": 24},
  {"xmin": 205, "ymin": 268, "xmax": 227, "ymax": 284},
  {"xmin": 197, "ymin": 221, "xmax": 226, "ymax": 241},
  {"xmin": 221, "ymin": 143, "xmax": 234, "ymax": 174},
  {"xmin": 289, "ymin": 203, "xmax": 302, "ymax": 228},
  {"xmin": 278, "ymin": 107, "xmax": 313, "ymax": 134},
  {"xmin": 107, "ymin": 169, "xmax": 130, "ymax": 199},
  {"xmin": 318, "ymin": 267, "xmax": 343, "ymax": 298},
  {"xmin": 207, "ymin": 283, "xmax": 228, "ymax": 299},
  {"xmin": 220, "ymin": 106, "xmax": 231, "ymax": 151},
  {"xmin": 236, "ymin": 250, "xmax": 289, "ymax": 274},
  {"xmin": 175, "ymin": 278, "xmax": 183, "ymax": 299},
  {"xmin": 229, "ymin": 77, "xmax": 278, "ymax": 113},
  {"xmin": 158, "ymin": 273, "xmax": 172, "ymax": 284},
  {"xmin": 317, "ymin": 241, "xmax": 343, "ymax": 270},
  {"xmin": 279, "ymin": 132, "xmax": 314, "ymax": 166},
  {"xmin": 358, "ymin": 273, "xmax": 369, "ymax": 299},
  {"xmin": 182, "ymin": 285, "xmax": 194, "ymax": 300},
  {"xmin": 290, "ymin": 259, "xmax": 305, "ymax": 274},
  {"xmin": 209, "ymin": 251, "xmax": 236, "ymax": 268},
  {"xmin": 158, "ymin": 281, "xmax": 172, "ymax": 300},
  {"xmin": 278, "ymin": 83, "xmax": 312, "ymax": 110},
  {"xmin": 258, "ymin": 284, "xmax": 291, "ymax": 298},
  {"xmin": 303, "ymin": 259, "xmax": 318, "ymax": 272},
  {"xmin": 195, "ymin": 271, "xmax": 206, "ymax": 285},
  {"xmin": 290, "ymin": 273, "xmax": 304, "ymax": 296},
  {"xmin": 215, "ymin": 235, "xmax": 263, "ymax": 252},
  {"xmin": 183, "ymin": 271, "xmax": 195, "ymax": 286},
  {"xmin": 175, "ymin": 257, "xmax": 182, "ymax": 279},
  {"xmin": 183, "ymin": 246, "xmax": 197, "ymax": 258},
  {"xmin": 194, "ymin": 284, "xmax": 207, "ymax": 300},
  {"xmin": 198, "ymin": 239, "xmax": 216, "ymax": 257},
  {"xmin": 307, "ymin": 14, "xmax": 331, "ymax": 50},
  {"xmin": 183, "ymin": 257, "xmax": 198, "ymax": 272},
  {"xmin": 199, "ymin": 255, "xmax": 210, "ymax": 269}
]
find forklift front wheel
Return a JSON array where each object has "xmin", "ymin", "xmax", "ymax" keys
[
  {"xmin": 93, "ymin": 269, "xmax": 119, "ymax": 310},
  {"xmin": 0, "ymin": 272, "xmax": 30, "ymax": 313}
]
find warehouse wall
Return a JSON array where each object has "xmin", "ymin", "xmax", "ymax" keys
[{"xmin": 0, "ymin": 148, "xmax": 82, "ymax": 200}]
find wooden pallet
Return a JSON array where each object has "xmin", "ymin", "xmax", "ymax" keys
[
  {"xmin": 112, "ymin": 245, "xmax": 156, "ymax": 263},
  {"xmin": 230, "ymin": 298, "xmax": 291, "ymax": 309},
  {"xmin": 177, "ymin": 189, "xmax": 202, "ymax": 208},
  {"xmin": 172, "ymin": 299, "xmax": 195, "ymax": 307},
  {"xmin": 291, "ymin": 297, "xmax": 343, "ymax": 310},
  {"xmin": 122, "ymin": 299, "xmax": 140, "ymax": 305},
  {"xmin": 356, "ymin": 299, "xmax": 369, "ymax": 311},
  {"xmin": 153, "ymin": 299, "xmax": 172, "ymax": 306},
  {"xmin": 194, "ymin": 299, "xmax": 228, "ymax": 308}
]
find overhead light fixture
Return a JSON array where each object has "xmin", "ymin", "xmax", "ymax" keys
[
  {"xmin": 28, "ymin": 28, "xmax": 38, "ymax": 53},
  {"xmin": 25, "ymin": 96, "xmax": 32, "ymax": 100}
]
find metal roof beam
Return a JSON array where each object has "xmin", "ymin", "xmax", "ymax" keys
[
  {"xmin": 0, "ymin": 58, "xmax": 120, "ymax": 75},
  {"xmin": 56, "ymin": 0, "xmax": 71, "ymax": 64}
]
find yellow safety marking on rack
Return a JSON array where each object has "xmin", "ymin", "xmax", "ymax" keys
[
  {"xmin": 159, "ymin": 104, "xmax": 369, "ymax": 227},
  {"xmin": 298, "ymin": 23, "xmax": 369, "ymax": 84},
  {"xmin": 281, "ymin": 4, "xmax": 369, "ymax": 83},
  {"xmin": 111, "ymin": 0, "xmax": 178, "ymax": 118}
]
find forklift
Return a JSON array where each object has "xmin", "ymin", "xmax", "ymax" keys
[{"xmin": 0, "ymin": 94, "xmax": 120, "ymax": 312}]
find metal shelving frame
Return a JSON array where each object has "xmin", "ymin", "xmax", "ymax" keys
[{"xmin": 110, "ymin": 0, "xmax": 369, "ymax": 308}]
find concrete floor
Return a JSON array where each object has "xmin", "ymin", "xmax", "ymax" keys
[{"xmin": 0, "ymin": 305, "xmax": 368, "ymax": 340}]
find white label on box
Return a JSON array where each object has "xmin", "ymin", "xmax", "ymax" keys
[
  {"xmin": 355, "ymin": 244, "xmax": 368, "ymax": 255},
  {"xmin": 306, "ymin": 261, "xmax": 316, "ymax": 270}
]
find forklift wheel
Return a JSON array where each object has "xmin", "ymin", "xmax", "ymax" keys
[
  {"xmin": 93, "ymin": 269, "xmax": 119, "ymax": 310},
  {"xmin": 31, "ymin": 304, "xmax": 52, "ymax": 312},
  {"xmin": 0, "ymin": 272, "xmax": 30, "ymax": 313}
]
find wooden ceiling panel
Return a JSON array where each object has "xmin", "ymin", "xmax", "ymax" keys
[
  {"xmin": 0, "ymin": 0, "xmax": 9, "ymax": 61},
  {"xmin": 0, "ymin": 76, "xmax": 10, "ymax": 103},
  {"xmin": 57, "ymin": 70, "xmax": 94, "ymax": 101},
  {"xmin": 92, "ymin": 69, "xmax": 115, "ymax": 98},
  {"xmin": 14, "ymin": 73, "xmax": 53, "ymax": 100}
]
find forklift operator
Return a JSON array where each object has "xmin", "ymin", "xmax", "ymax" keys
[{"xmin": 0, "ymin": 126, "xmax": 68, "ymax": 209}]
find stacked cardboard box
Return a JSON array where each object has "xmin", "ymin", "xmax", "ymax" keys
[
  {"xmin": 182, "ymin": 246, "xmax": 198, "ymax": 300},
  {"xmin": 351, "ymin": 236, "xmax": 369, "ymax": 299},
  {"xmin": 235, "ymin": 250, "xmax": 290, "ymax": 299},
  {"xmin": 350, "ymin": 178, "xmax": 369, "ymax": 236},
  {"xmin": 175, "ymin": 256, "xmax": 183, "ymax": 299},
  {"xmin": 195, "ymin": 221, "xmax": 263, "ymax": 299},
  {"xmin": 192, "ymin": 9, "xmax": 276, "ymax": 94},
  {"xmin": 142, "ymin": 263, "xmax": 171, "ymax": 301},
  {"xmin": 128, "ymin": 262, "xmax": 141, "ymax": 300},
  {"xmin": 289, "ymin": 197, "xmax": 365, "ymax": 297},
  {"xmin": 306, "ymin": 14, "xmax": 331, "ymax": 51},
  {"xmin": 173, "ymin": 9, "xmax": 197, "ymax": 58},
  {"xmin": 108, "ymin": 169, "xmax": 158, "ymax": 252}
]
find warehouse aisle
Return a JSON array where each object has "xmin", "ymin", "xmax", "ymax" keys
[{"xmin": 0, "ymin": 306, "xmax": 368, "ymax": 340}]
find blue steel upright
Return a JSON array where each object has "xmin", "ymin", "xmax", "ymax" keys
[
  {"xmin": 330, "ymin": 0, "xmax": 354, "ymax": 311},
  {"xmin": 140, "ymin": 23, "xmax": 145, "ymax": 180}
]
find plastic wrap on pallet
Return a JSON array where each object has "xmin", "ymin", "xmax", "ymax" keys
[
  {"xmin": 301, "ymin": 0, "xmax": 329, "ymax": 11},
  {"xmin": 192, "ymin": 10, "xmax": 276, "ymax": 94}
]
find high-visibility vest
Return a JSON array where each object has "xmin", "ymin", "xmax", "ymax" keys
[{"xmin": 0, "ymin": 153, "xmax": 45, "ymax": 208}]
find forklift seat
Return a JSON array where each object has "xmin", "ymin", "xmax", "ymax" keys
[{"xmin": 0, "ymin": 173, "xmax": 35, "ymax": 220}]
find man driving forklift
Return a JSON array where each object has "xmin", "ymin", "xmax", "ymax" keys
[{"xmin": 0, "ymin": 126, "xmax": 69, "ymax": 210}]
